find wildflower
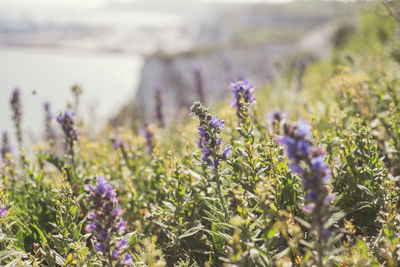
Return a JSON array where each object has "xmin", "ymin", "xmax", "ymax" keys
[
  {"xmin": 190, "ymin": 102, "xmax": 231, "ymax": 169},
  {"xmin": 222, "ymin": 145, "xmax": 232, "ymax": 158},
  {"xmin": 10, "ymin": 88, "xmax": 23, "ymax": 149},
  {"xmin": 141, "ymin": 123, "xmax": 154, "ymax": 153},
  {"xmin": 85, "ymin": 177, "xmax": 131, "ymax": 265},
  {"xmin": 0, "ymin": 206, "xmax": 7, "ymax": 217},
  {"xmin": 154, "ymin": 83, "xmax": 165, "ymax": 128},
  {"xmin": 280, "ymin": 119, "xmax": 335, "ymax": 260},
  {"xmin": 122, "ymin": 253, "xmax": 133, "ymax": 265},
  {"xmin": 268, "ymin": 109, "xmax": 287, "ymax": 132},
  {"xmin": 295, "ymin": 58, "xmax": 310, "ymax": 92},
  {"xmin": 57, "ymin": 111, "xmax": 79, "ymax": 166},
  {"xmin": 112, "ymin": 136, "xmax": 123, "ymax": 150},
  {"xmin": 222, "ymin": 58, "xmax": 234, "ymax": 83},
  {"xmin": 44, "ymin": 102, "xmax": 56, "ymax": 142},
  {"xmin": 71, "ymin": 84, "xmax": 83, "ymax": 112},
  {"xmin": 230, "ymin": 80, "xmax": 256, "ymax": 125},
  {"xmin": 279, "ymin": 119, "xmax": 338, "ymax": 265},
  {"xmin": 191, "ymin": 102, "xmax": 230, "ymax": 217},
  {"xmin": 280, "ymin": 120, "xmax": 333, "ymax": 215},
  {"xmin": 1, "ymin": 131, "xmax": 11, "ymax": 161},
  {"xmin": 192, "ymin": 66, "xmax": 206, "ymax": 104}
]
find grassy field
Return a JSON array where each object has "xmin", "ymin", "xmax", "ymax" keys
[{"xmin": 1, "ymin": 2, "xmax": 400, "ymax": 267}]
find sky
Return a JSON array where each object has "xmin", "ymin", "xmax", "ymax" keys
[{"xmin": 0, "ymin": 0, "xmax": 297, "ymax": 7}]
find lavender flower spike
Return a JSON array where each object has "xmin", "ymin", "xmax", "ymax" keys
[
  {"xmin": 190, "ymin": 102, "xmax": 231, "ymax": 169},
  {"xmin": 44, "ymin": 102, "xmax": 56, "ymax": 142},
  {"xmin": 57, "ymin": 111, "xmax": 79, "ymax": 167},
  {"xmin": 154, "ymin": 83, "xmax": 165, "ymax": 128},
  {"xmin": 280, "ymin": 119, "xmax": 335, "ymax": 265},
  {"xmin": 192, "ymin": 65, "xmax": 206, "ymax": 104},
  {"xmin": 85, "ymin": 177, "xmax": 132, "ymax": 266},
  {"xmin": 230, "ymin": 80, "xmax": 256, "ymax": 123},
  {"xmin": 10, "ymin": 88, "xmax": 23, "ymax": 149},
  {"xmin": 1, "ymin": 131, "xmax": 12, "ymax": 161},
  {"xmin": 268, "ymin": 109, "xmax": 287, "ymax": 132}
]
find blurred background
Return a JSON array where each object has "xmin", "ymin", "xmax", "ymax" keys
[{"xmin": 0, "ymin": 0, "xmax": 360, "ymax": 144}]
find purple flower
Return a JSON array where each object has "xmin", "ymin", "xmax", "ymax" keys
[
  {"xmin": 192, "ymin": 65, "xmax": 206, "ymax": 104},
  {"xmin": 85, "ymin": 223, "xmax": 96, "ymax": 233},
  {"xmin": 43, "ymin": 101, "xmax": 56, "ymax": 142},
  {"xmin": 113, "ymin": 205, "xmax": 122, "ymax": 216},
  {"xmin": 198, "ymin": 127, "xmax": 206, "ymax": 137},
  {"xmin": 85, "ymin": 177, "xmax": 127, "ymax": 264},
  {"xmin": 84, "ymin": 184, "xmax": 94, "ymax": 192},
  {"xmin": 298, "ymin": 119, "xmax": 311, "ymax": 137},
  {"xmin": 269, "ymin": 109, "xmax": 287, "ymax": 127},
  {"xmin": 230, "ymin": 80, "xmax": 256, "ymax": 107},
  {"xmin": 141, "ymin": 123, "xmax": 154, "ymax": 153},
  {"xmin": 302, "ymin": 203, "xmax": 314, "ymax": 214},
  {"xmin": 10, "ymin": 89, "xmax": 23, "ymax": 148},
  {"xmin": 222, "ymin": 145, "xmax": 232, "ymax": 158},
  {"xmin": 99, "ymin": 231, "xmax": 109, "ymax": 241},
  {"xmin": 112, "ymin": 249, "xmax": 121, "ymax": 260},
  {"xmin": 96, "ymin": 182, "xmax": 107, "ymax": 195},
  {"xmin": 0, "ymin": 206, "xmax": 7, "ymax": 217},
  {"xmin": 57, "ymin": 110, "xmax": 79, "ymax": 165},
  {"xmin": 113, "ymin": 136, "xmax": 123, "ymax": 150},
  {"xmin": 1, "ymin": 131, "xmax": 12, "ymax": 161},
  {"xmin": 310, "ymin": 156, "xmax": 326, "ymax": 172},
  {"xmin": 210, "ymin": 115, "xmax": 225, "ymax": 130},
  {"xmin": 117, "ymin": 239, "xmax": 128, "ymax": 250},
  {"xmin": 282, "ymin": 136, "xmax": 297, "ymax": 159},
  {"xmin": 324, "ymin": 193, "xmax": 336, "ymax": 204},
  {"xmin": 116, "ymin": 218, "xmax": 126, "ymax": 231},
  {"xmin": 191, "ymin": 102, "xmax": 230, "ymax": 170},
  {"xmin": 154, "ymin": 83, "xmax": 165, "ymax": 128},
  {"xmin": 123, "ymin": 253, "xmax": 133, "ymax": 265},
  {"xmin": 289, "ymin": 163, "xmax": 304, "ymax": 174},
  {"xmin": 96, "ymin": 242, "xmax": 107, "ymax": 254},
  {"xmin": 280, "ymin": 119, "xmax": 334, "ymax": 243},
  {"xmin": 297, "ymin": 140, "xmax": 311, "ymax": 157},
  {"xmin": 230, "ymin": 80, "xmax": 256, "ymax": 123},
  {"xmin": 201, "ymin": 146, "xmax": 211, "ymax": 155}
]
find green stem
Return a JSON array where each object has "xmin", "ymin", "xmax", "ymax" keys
[{"xmin": 214, "ymin": 165, "xmax": 228, "ymax": 220}]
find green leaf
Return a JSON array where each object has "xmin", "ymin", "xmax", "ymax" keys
[
  {"xmin": 179, "ymin": 225, "xmax": 204, "ymax": 239},
  {"xmin": 356, "ymin": 238, "xmax": 368, "ymax": 258},
  {"xmin": 267, "ymin": 224, "xmax": 279, "ymax": 239},
  {"xmin": 324, "ymin": 211, "xmax": 346, "ymax": 229},
  {"xmin": 295, "ymin": 216, "xmax": 311, "ymax": 229}
]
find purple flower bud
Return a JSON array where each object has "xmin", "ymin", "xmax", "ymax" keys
[
  {"xmin": 302, "ymin": 203, "xmax": 314, "ymax": 214},
  {"xmin": 289, "ymin": 163, "xmax": 304, "ymax": 174},
  {"xmin": 298, "ymin": 119, "xmax": 311, "ymax": 137},
  {"xmin": 84, "ymin": 184, "xmax": 94, "ymax": 192},
  {"xmin": 85, "ymin": 222, "xmax": 96, "ymax": 233},
  {"xmin": 99, "ymin": 231, "xmax": 109, "ymax": 241},
  {"xmin": 198, "ymin": 127, "xmax": 206, "ymax": 137},
  {"xmin": 112, "ymin": 249, "xmax": 121, "ymax": 260},
  {"xmin": 222, "ymin": 145, "xmax": 232, "ymax": 158},
  {"xmin": 113, "ymin": 205, "xmax": 122, "ymax": 216},
  {"xmin": 118, "ymin": 239, "xmax": 128, "ymax": 250},
  {"xmin": 0, "ymin": 206, "xmax": 7, "ymax": 217},
  {"xmin": 113, "ymin": 136, "xmax": 123, "ymax": 150},
  {"xmin": 96, "ymin": 242, "xmax": 107, "ymax": 254},
  {"xmin": 116, "ymin": 219, "xmax": 126, "ymax": 231},
  {"xmin": 210, "ymin": 115, "xmax": 225, "ymax": 130},
  {"xmin": 310, "ymin": 156, "xmax": 326, "ymax": 173},
  {"xmin": 123, "ymin": 253, "xmax": 133, "ymax": 265},
  {"xmin": 85, "ymin": 176, "xmax": 127, "ymax": 264}
]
